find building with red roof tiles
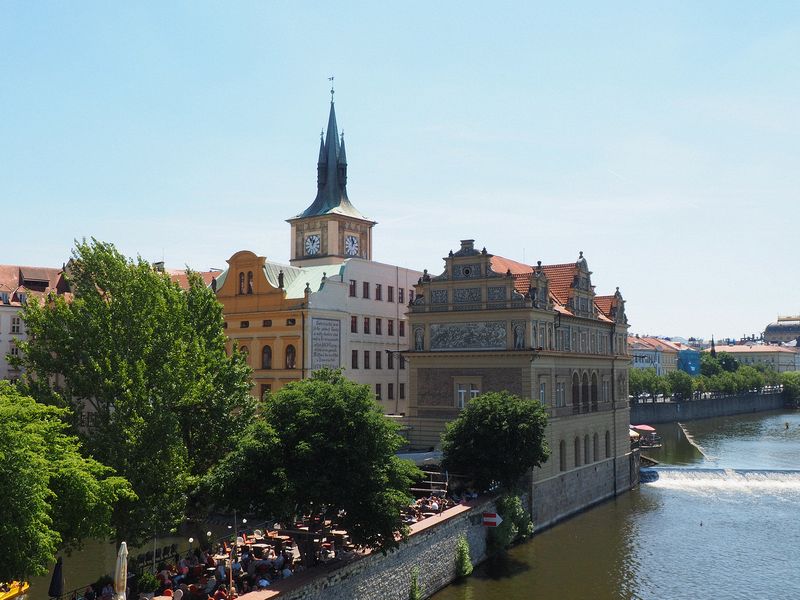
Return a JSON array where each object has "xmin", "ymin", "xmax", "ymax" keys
[
  {"xmin": 702, "ymin": 343, "xmax": 799, "ymax": 372},
  {"xmin": 0, "ymin": 264, "xmax": 69, "ymax": 381},
  {"xmin": 404, "ymin": 239, "xmax": 634, "ymax": 529}
]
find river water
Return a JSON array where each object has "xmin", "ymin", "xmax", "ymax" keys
[{"xmin": 432, "ymin": 410, "xmax": 800, "ymax": 600}]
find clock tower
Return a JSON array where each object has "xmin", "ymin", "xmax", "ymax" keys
[{"xmin": 288, "ymin": 96, "xmax": 376, "ymax": 267}]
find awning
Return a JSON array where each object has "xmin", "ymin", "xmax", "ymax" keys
[{"xmin": 632, "ymin": 424, "xmax": 656, "ymax": 432}]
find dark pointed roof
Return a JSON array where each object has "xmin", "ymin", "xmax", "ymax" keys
[{"xmin": 293, "ymin": 101, "xmax": 369, "ymax": 221}]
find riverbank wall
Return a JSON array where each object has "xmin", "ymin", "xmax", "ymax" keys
[
  {"xmin": 254, "ymin": 497, "xmax": 496, "ymax": 600},
  {"xmin": 630, "ymin": 391, "xmax": 786, "ymax": 425},
  {"xmin": 531, "ymin": 450, "xmax": 640, "ymax": 530}
]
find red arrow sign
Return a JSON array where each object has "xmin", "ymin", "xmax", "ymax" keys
[{"xmin": 482, "ymin": 512, "xmax": 504, "ymax": 527}]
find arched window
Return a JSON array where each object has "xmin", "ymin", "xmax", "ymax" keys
[
  {"xmin": 591, "ymin": 372, "xmax": 599, "ymax": 412},
  {"xmin": 605, "ymin": 431, "xmax": 611, "ymax": 459},
  {"xmin": 261, "ymin": 345, "xmax": 272, "ymax": 370},
  {"xmin": 584, "ymin": 434, "xmax": 590, "ymax": 464},
  {"xmin": 238, "ymin": 272, "xmax": 245, "ymax": 295},
  {"xmin": 559, "ymin": 440, "xmax": 567, "ymax": 472},
  {"xmin": 239, "ymin": 344, "xmax": 249, "ymax": 363},
  {"xmin": 572, "ymin": 373, "xmax": 580, "ymax": 414},
  {"xmin": 581, "ymin": 373, "xmax": 590, "ymax": 413},
  {"xmin": 574, "ymin": 437, "xmax": 581, "ymax": 468},
  {"xmin": 285, "ymin": 344, "xmax": 296, "ymax": 369},
  {"xmin": 593, "ymin": 433, "xmax": 599, "ymax": 462},
  {"xmin": 247, "ymin": 271, "xmax": 254, "ymax": 294}
]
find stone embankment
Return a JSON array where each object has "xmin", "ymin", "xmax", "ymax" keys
[{"xmin": 630, "ymin": 391, "xmax": 785, "ymax": 425}]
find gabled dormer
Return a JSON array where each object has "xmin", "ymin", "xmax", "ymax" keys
[{"xmin": 568, "ymin": 251, "xmax": 596, "ymax": 318}]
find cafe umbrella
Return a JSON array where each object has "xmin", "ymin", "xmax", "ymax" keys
[
  {"xmin": 48, "ymin": 557, "xmax": 64, "ymax": 599},
  {"xmin": 113, "ymin": 542, "xmax": 128, "ymax": 600}
]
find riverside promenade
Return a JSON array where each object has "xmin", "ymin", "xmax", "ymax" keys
[{"xmin": 630, "ymin": 390, "xmax": 785, "ymax": 424}]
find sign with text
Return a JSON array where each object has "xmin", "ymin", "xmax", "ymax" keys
[{"xmin": 311, "ymin": 318, "xmax": 341, "ymax": 370}]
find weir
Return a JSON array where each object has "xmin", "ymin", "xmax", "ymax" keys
[{"xmin": 640, "ymin": 467, "xmax": 800, "ymax": 490}]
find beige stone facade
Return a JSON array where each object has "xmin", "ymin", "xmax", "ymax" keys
[{"xmin": 404, "ymin": 240, "xmax": 632, "ymax": 494}]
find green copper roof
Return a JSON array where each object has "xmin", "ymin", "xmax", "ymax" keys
[{"xmin": 293, "ymin": 101, "xmax": 370, "ymax": 221}]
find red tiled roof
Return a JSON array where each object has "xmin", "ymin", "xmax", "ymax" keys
[
  {"xmin": 595, "ymin": 295, "xmax": 614, "ymax": 317},
  {"xmin": 169, "ymin": 270, "xmax": 219, "ymax": 290},
  {"xmin": 489, "ymin": 255, "xmax": 532, "ymax": 276},
  {"xmin": 540, "ymin": 263, "xmax": 576, "ymax": 305}
]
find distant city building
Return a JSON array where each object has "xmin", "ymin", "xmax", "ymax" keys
[
  {"xmin": 764, "ymin": 316, "xmax": 800, "ymax": 345},
  {"xmin": 404, "ymin": 241, "xmax": 635, "ymax": 527},
  {"xmin": 0, "ymin": 265, "xmax": 69, "ymax": 381},
  {"xmin": 212, "ymin": 97, "xmax": 421, "ymax": 413},
  {"xmin": 628, "ymin": 335, "xmax": 700, "ymax": 376},
  {"xmin": 704, "ymin": 344, "xmax": 799, "ymax": 372}
]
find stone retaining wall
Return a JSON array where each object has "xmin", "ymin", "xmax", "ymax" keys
[
  {"xmin": 255, "ymin": 498, "xmax": 495, "ymax": 600},
  {"xmin": 630, "ymin": 392, "xmax": 785, "ymax": 424}
]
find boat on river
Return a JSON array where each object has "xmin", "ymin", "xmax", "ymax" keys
[{"xmin": 632, "ymin": 424, "xmax": 663, "ymax": 449}]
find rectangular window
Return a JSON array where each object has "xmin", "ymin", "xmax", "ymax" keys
[
  {"xmin": 375, "ymin": 351, "xmax": 382, "ymax": 369},
  {"xmin": 399, "ymin": 355, "xmax": 406, "ymax": 370},
  {"xmin": 363, "ymin": 317, "xmax": 370, "ymax": 334},
  {"xmin": 286, "ymin": 318, "xmax": 296, "ymax": 326},
  {"xmin": 260, "ymin": 384, "xmax": 272, "ymax": 399},
  {"xmin": 388, "ymin": 352, "xmax": 394, "ymax": 369},
  {"xmin": 470, "ymin": 383, "xmax": 480, "ymax": 399},
  {"xmin": 263, "ymin": 319, "xmax": 272, "ymax": 327},
  {"xmin": 223, "ymin": 322, "xmax": 228, "ymax": 329},
  {"xmin": 10, "ymin": 345, "xmax": 19, "ymax": 357},
  {"xmin": 400, "ymin": 383, "xmax": 405, "ymax": 400},
  {"xmin": 364, "ymin": 350, "xmax": 370, "ymax": 369},
  {"xmin": 375, "ymin": 383, "xmax": 382, "ymax": 400},
  {"xmin": 388, "ymin": 286, "xmax": 394, "ymax": 302},
  {"xmin": 388, "ymin": 319, "xmax": 394, "ymax": 336},
  {"xmin": 351, "ymin": 349, "xmax": 359, "ymax": 369},
  {"xmin": 603, "ymin": 381, "xmax": 610, "ymax": 403},
  {"xmin": 539, "ymin": 382, "xmax": 547, "ymax": 403},
  {"xmin": 388, "ymin": 383, "xmax": 394, "ymax": 400},
  {"xmin": 375, "ymin": 284, "xmax": 382, "ymax": 300},
  {"xmin": 399, "ymin": 321, "xmax": 405, "ymax": 337},
  {"xmin": 363, "ymin": 281, "xmax": 370, "ymax": 299},
  {"xmin": 240, "ymin": 321, "xmax": 250, "ymax": 328},
  {"xmin": 398, "ymin": 288, "xmax": 405, "ymax": 304},
  {"xmin": 375, "ymin": 318, "xmax": 382, "ymax": 335},
  {"xmin": 351, "ymin": 316, "xmax": 358, "ymax": 333},
  {"xmin": 457, "ymin": 384, "xmax": 467, "ymax": 409},
  {"xmin": 349, "ymin": 280, "xmax": 357, "ymax": 297},
  {"xmin": 409, "ymin": 289, "xmax": 415, "ymax": 303}
]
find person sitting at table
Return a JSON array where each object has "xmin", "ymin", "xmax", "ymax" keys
[
  {"xmin": 204, "ymin": 574, "xmax": 217, "ymax": 596},
  {"xmin": 256, "ymin": 579, "xmax": 270, "ymax": 590},
  {"xmin": 212, "ymin": 584, "xmax": 227, "ymax": 600}
]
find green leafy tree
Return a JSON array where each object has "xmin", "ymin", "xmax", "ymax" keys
[
  {"xmin": 716, "ymin": 352, "xmax": 741, "ymax": 373},
  {"xmin": 628, "ymin": 368, "xmax": 647, "ymax": 400},
  {"xmin": 700, "ymin": 353, "xmax": 723, "ymax": 377},
  {"xmin": 782, "ymin": 372, "xmax": 800, "ymax": 407},
  {"xmin": 737, "ymin": 366, "xmax": 765, "ymax": 392},
  {"xmin": 14, "ymin": 239, "xmax": 254, "ymax": 544},
  {"xmin": 441, "ymin": 391, "xmax": 549, "ymax": 493},
  {"xmin": 206, "ymin": 369, "xmax": 421, "ymax": 552},
  {"xmin": 666, "ymin": 370, "xmax": 694, "ymax": 400},
  {"xmin": 0, "ymin": 382, "xmax": 134, "ymax": 582},
  {"xmin": 692, "ymin": 375, "xmax": 708, "ymax": 397}
]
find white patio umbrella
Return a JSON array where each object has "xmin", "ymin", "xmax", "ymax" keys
[{"xmin": 114, "ymin": 542, "xmax": 128, "ymax": 600}]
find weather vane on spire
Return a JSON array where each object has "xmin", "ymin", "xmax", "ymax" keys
[{"xmin": 328, "ymin": 76, "xmax": 335, "ymax": 102}]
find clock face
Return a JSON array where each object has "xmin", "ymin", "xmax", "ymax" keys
[
  {"xmin": 304, "ymin": 234, "xmax": 321, "ymax": 256},
  {"xmin": 345, "ymin": 235, "xmax": 360, "ymax": 256}
]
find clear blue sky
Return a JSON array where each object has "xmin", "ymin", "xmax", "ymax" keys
[{"xmin": 1, "ymin": 2, "xmax": 798, "ymax": 340}]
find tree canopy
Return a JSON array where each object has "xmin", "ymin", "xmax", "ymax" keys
[
  {"xmin": 14, "ymin": 239, "xmax": 255, "ymax": 544},
  {"xmin": 0, "ymin": 382, "xmax": 134, "ymax": 582},
  {"xmin": 205, "ymin": 369, "xmax": 421, "ymax": 552},
  {"xmin": 441, "ymin": 391, "xmax": 549, "ymax": 493}
]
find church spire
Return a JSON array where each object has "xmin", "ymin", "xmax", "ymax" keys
[{"xmin": 294, "ymin": 91, "xmax": 367, "ymax": 220}]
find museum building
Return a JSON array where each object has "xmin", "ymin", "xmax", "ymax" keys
[
  {"xmin": 404, "ymin": 240, "xmax": 637, "ymax": 527},
  {"xmin": 213, "ymin": 98, "xmax": 421, "ymax": 414}
]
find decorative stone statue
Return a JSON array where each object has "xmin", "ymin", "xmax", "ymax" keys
[
  {"xmin": 514, "ymin": 325, "xmax": 525, "ymax": 349},
  {"xmin": 415, "ymin": 328, "xmax": 424, "ymax": 351},
  {"xmin": 278, "ymin": 270, "xmax": 284, "ymax": 289}
]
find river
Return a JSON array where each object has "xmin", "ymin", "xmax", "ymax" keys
[{"xmin": 432, "ymin": 410, "xmax": 800, "ymax": 600}]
